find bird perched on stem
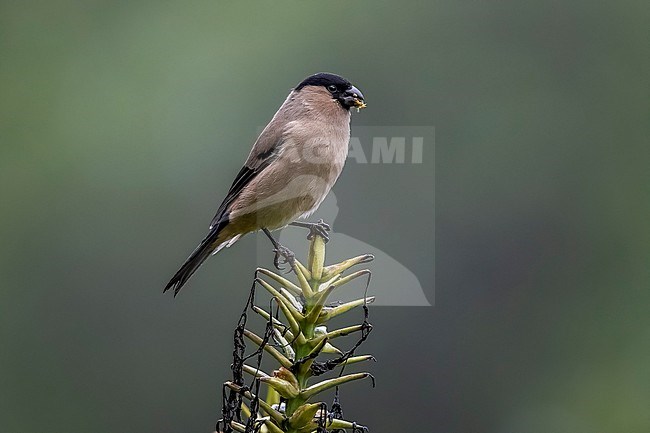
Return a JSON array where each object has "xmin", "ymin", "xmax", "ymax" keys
[{"xmin": 164, "ymin": 72, "xmax": 366, "ymax": 296}]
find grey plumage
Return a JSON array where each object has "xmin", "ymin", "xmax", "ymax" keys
[{"xmin": 164, "ymin": 73, "xmax": 365, "ymax": 295}]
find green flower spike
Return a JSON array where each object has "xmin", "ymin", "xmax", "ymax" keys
[{"xmin": 217, "ymin": 230, "xmax": 375, "ymax": 433}]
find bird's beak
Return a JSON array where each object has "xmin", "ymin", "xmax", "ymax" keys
[{"xmin": 341, "ymin": 86, "xmax": 366, "ymax": 109}]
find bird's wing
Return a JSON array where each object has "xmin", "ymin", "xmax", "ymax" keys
[{"xmin": 209, "ymin": 125, "xmax": 284, "ymax": 230}]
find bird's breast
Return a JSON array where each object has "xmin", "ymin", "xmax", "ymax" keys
[
  {"xmin": 228, "ymin": 114, "xmax": 351, "ymax": 231},
  {"xmin": 283, "ymin": 118, "xmax": 350, "ymax": 176}
]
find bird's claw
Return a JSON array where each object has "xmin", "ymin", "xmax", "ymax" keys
[
  {"xmin": 306, "ymin": 219, "xmax": 331, "ymax": 243},
  {"xmin": 289, "ymin": 219, "xmax": 331, "ymax": 242},
  {"xmin": 273, "ymin": 245, "xmax": 295, "ymax": 271}
]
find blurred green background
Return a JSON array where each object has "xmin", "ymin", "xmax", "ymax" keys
[{"xmin": 1, "ymin": 1, "xmax": 648, "ymax": 432}]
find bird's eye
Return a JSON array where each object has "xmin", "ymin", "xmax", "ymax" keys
[{"xmin": 327, "ymin": 84, "xmax": 337, "ymax": 93}]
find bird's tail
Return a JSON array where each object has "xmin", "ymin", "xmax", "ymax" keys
[{"xmin": 163, "ymin": 228, "xmax": 226, "ymax": 297}]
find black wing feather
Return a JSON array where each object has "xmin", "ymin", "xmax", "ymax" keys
[
  {"xmin": 209, "ymin": 153, "xmax": 276, "ymax": 230},
  {"xmin": 164, "ymin": 119, "xmax": 284, "ymax": 296}
]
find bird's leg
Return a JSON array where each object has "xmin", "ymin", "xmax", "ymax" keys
[
  {"xmin": 289, "ymin": 219, "xmax": 331, "ymax": 242},
  {"xmin": 262, "ymin": 228, "xmax": 295, "ymax": 271}
]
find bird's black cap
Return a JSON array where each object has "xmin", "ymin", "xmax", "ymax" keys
[{"xmin": 294, "ymin": 72, "xmax": 352, "ymax": 92}]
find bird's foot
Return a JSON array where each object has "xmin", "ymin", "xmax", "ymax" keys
[
  {"xmin": 273, "ymin": 244, "xmax": 295, "ymax": 271},
  {"xmin": 290, "ymin": 219, "xmax": 331, "ymax": 242},
  {"xmin": 262, "ymin": 228, "xmax": 296, "ymax": 272}
]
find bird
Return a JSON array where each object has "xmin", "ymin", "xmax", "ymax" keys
[{"xmin": 164, "ymin": 72, "xmax": 366, "ymax": 296}]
